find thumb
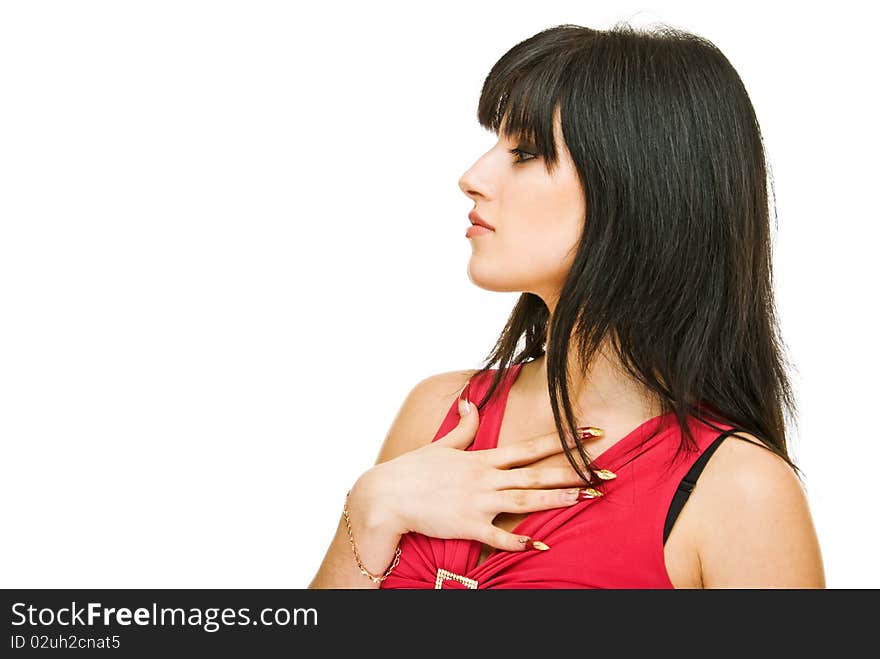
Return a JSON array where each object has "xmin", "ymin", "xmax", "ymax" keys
[{"xmin": 435, "ymin": 396, "xmax": 480, "ymax": 448}]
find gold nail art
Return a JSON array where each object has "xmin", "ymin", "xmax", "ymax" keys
[
  {"xmin": 578, "ymin": 487, "xmax": 604, "ymax": 500},
  {"xmin": 530, "ymin": 540, "xmax": 551, "ymax": 551},
  {"xmin": 595, "ymin": 469, "xmax": 617, "ymax": 480},
  {"xmin": 579, "ymin": 426, "xmax": 604, "ymax": 439}
]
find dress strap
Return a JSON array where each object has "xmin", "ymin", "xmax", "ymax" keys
[{"xmin": 662, "ymin": 427, "xmax": 745, "ymax": 546}]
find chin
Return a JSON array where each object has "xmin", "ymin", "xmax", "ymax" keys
[{"xmin": 466, "ymin": 259, "xmax": 524, "ymax": 293}]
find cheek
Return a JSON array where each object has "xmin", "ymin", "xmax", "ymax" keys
[
  {"xmin": 468, "ymin": 223, "xmax": 580, "ymax": 291},
  {"xmin": 503, "ymin": 220, "xmax": 580, "ymax": 269},
  {"xmin": 466, "ymin": 181, "xmax": 584, "ymax": 292}
]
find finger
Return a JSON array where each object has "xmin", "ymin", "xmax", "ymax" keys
[
  {"xmin": 485, "ymin": 429, "xmax": 578, "ymax": 469},
  {"xmin": 496, "ymin": 464, "xmax": 590, "ymax": 490},
  {"xmin": 493, "ymin": 487, "xmax": 593, "ymax": 515},
  {"xmin": 472, "ymin": 525, "xmax": 541, "ymax": 554},
  {"xmin": 486, "ymin": 425, "xmax": 606, "ymax": 469},
  {"xmin": 434, "ymin": 396, "xmax": 480, "ymax": 449}
]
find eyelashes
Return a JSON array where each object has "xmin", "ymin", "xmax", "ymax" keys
[{"xmin": 508, "ymin": 147, "xmax": 537, "ymax": 164}]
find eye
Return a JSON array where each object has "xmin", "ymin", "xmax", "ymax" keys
[{"xmin": 508, "ymin": 147, "xmax": 537, "ymax": 164}]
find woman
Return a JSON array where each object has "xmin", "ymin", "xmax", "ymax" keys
[{"xmin": 309, "ymin": 22, "xmax": 825, "ymax": 588}]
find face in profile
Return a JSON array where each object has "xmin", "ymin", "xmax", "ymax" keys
[{"xmin": 458, "ymin": 105, "xmax": 586, "ymax": 305}]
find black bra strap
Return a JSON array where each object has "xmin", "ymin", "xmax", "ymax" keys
[{"xmin": 663, "ymin": 428, "xmax": 744, "ymax": 546}]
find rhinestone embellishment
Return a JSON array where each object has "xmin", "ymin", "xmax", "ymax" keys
[{"xmin": 434, "ymin": 568, "xmax": 479, "ymax": 589}]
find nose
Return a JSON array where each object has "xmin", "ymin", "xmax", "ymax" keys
[
  {"xmin": 458, "ymin": 169, "xmax": 476, "ymax": 199},
  {"xmin": 458, "ymin": 159, "xmax": 488, "ymax": 203}
]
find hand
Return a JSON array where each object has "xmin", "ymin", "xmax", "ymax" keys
[{"xmin": 351, "ymin": 397, "xmax": 604, "ymax": 553}]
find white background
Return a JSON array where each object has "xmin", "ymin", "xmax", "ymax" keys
[{"xmin": 1, "ymin": 1, "xmax": 877, "ymax": 588}]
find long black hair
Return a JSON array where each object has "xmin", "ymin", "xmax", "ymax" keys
[{"xmin": 460, "ymin": 22, "xmax": 801, "ymax": 488}]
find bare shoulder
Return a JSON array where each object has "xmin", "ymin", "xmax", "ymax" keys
[
  {"xmin": 373, "ymin": 368, "xmax": 478, "ymax": 465},
  {"xmin": 689, "ymin": 431, "xmax": 826, "ymax": 588}
]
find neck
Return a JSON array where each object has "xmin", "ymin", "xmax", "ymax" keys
[{"xmin": 520, "ymin": 308, "xmax": 664, "ymax": 423}]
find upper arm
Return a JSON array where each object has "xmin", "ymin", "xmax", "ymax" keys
[
  {"xmin": 691, "ymin": 433, "xmax": 826, "ymax": 588},
  {"xmin": 373, "ymin": 369, "xmax": 477, "ymax": 465}
]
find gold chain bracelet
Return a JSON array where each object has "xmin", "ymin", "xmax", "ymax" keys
[{"xmin": 342, "ymin": 489, "xmax": 402, "ymax": 585}]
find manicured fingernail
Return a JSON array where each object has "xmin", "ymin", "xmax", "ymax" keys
[
  {"xmin": 458, "ymin": 397, "xmax": 471, "ymax": 416},
  {"xmin": 563, "ymin": 488, "xmax": 580, "ymax": 503},
  {"xmin": 528, "ymin": 539, "xmax": 550, "ymax": 551},
  {"xmin": 578, "ymin": 426, "xmax": 604, "ymax": 439},
  {"xmin": 594, "ymin": 469, "xmax": 616, "ymax": 480},
  {"xmin": 578, "ymin": 487, "xmax": 604, "ymax": 500}
]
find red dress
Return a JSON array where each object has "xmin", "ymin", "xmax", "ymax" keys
[{"xmin": 380, "ymin": 362, "xmax": 737, "ymax": 589}]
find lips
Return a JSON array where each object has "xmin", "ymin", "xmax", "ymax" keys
[{"xmin": 468, "ymin": 210, "xmax": 495, "ymax": 231}]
